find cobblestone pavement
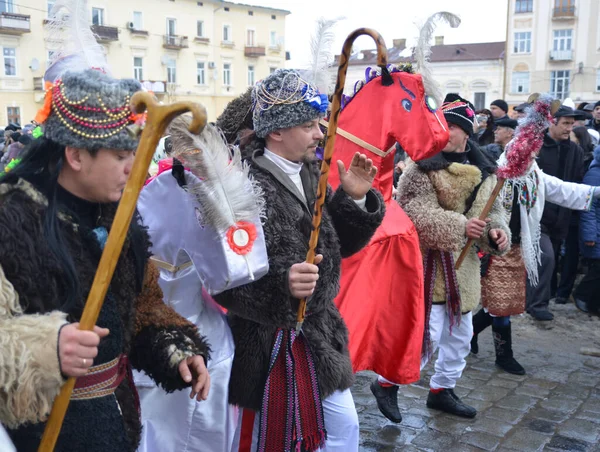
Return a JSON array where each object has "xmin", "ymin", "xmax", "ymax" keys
[{"xmin": 353, "ymin": 302, "xmax": 600, "ymax": 451}]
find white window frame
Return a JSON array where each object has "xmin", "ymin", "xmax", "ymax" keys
[
  {"xmin": 3, "ymin": 47, "xmax": 17, "ymax": 77},
  {"xmin": 515, "ymin": 0, "xmax": 533, "ymax": 13},
  {"xmin": 197, "ymin": 61, "xmax": 206, "ymax": 85},
  {"xmin": 552, "ymin": 29, "xmax": 573, "ymax": 51},
  {"xmin": 511, "ymin": 71, "xmax": 530, "ymax": 94},
  {"xmin": 197, "ymin": 20, "xmax": 204, "ymax": 38},
  {"xmin": 246, "ymin": 28, "xmax": 256, "ymax": 46},
  {"xmin": 0, "ymin": 0, "xmax": 14, "ymax": 14},
  {"xmin": 166, "ymin": 18, "xmax": 176, "ymax": 36},
  {"xmin": 167, "ymin": 58, "xmax": 177, "ymax": 84},
  {"xmin": 550, "ymin": 70, "xmax": 570, "ymax": 100},
  {"xmin": 269, "ymin": 66, "xmax": 277, "ymax": 74},
  {"xmin": 513, "ymin": 31, "xmax": 531, "ymax": 53},
  {"xmin": 6, "ymin": 106, "xmax": 20, "ymax": 126},
  {"xmin": 133, "ymin": 57, "xmax": 143, "ymax": 81},
  {"xmin": 269, "ymin": 31, "xmax": 277, "ymax": 48},
  {"xmin": 91, "ymin": 7, "xmax": 104, "ymax": 26},
  {"xmin": 223, "ymin": 24, "xmax": 232, "ymax": 43},
  {"xmin": 223, "ymin": 62, "xmax": 232, "ymax": 86},
  {"xmin": 132, "ymin": 11, "xmax": 143, "ymax": 30},
  {"xmin": 247, "ymin": 65, "xmax": 255, "ymax": 86},
  {"xmin": 47, "ymin": 0, "xmax": 55, "ymax": 16},
  {"xmin": 46, "ymin": 50, "xmax": 55, "ymax": 69},
  {"xmin": 595, "ymin": 69, "xmax": 600, "ymax": 92},
  {"xmin": 473, "ymin": 92, "xmax": 486, "ymax": 111}
]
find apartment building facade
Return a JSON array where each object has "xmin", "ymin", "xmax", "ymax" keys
[
  {"xmin": 505, "ymin": 0, "xmax": 600, "ymax": 106},
  {"xmin": 0, "ymin": 0, "xmax": 289, "ymax": 125}
]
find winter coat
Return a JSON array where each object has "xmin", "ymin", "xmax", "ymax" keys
[
  {"xmin": 397, "ymin": 141, "xmax": 511, "ymax": 313},
  {"xmin": 483, "ymin": 143, "xmax": 504, "ymax": 162},
  {"xmin": 213, "ymin": 145, "xmax": 385, "ymax": 411},
  {"xmin": 580, "ymin": 146, "xmax": 600, "ymax": 259},
  {"xmin": 537, "ymin": 133, "xmax": 585, "ymax": 240},
  {"xmin": 0, "ymin": 177, "xmax": 210, "ymax": 451}
]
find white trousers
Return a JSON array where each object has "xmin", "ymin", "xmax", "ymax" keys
[
  {"xmin": 230, "ymin": 389, "xmax": 359, "ymax": 452},
  {"xmin": 422, "ymin": 305, "xmax": 473, "ymax": 389}
]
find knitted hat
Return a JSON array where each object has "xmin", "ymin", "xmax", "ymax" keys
[
  {"xmin": 251, "ymin": 69, "xmax": 328, "ymax": 139},
  {"xmin": 38, "ymin": 69, "xmax": 143, "ymax": 151},
  {"xmin": 491, "ymin": 99, "xmax": 508, "ymax": 113},
  {"xmin": 440, "ymin": 93, "xmax": 476, "ymax": 136}
]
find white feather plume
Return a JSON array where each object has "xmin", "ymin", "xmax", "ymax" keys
[
  {"xmin": 415, "ymin": 12, "xmax": 461, "ymax": 107},
  {"xmin": 170, "ymin": 117, "xmax": 265, "ymax": 232},
  {"xmin": 44, "ymin": 0, "xmax": 110, "ymax": 81},
  {"xmin": 305, "ymin": 17, "xmax": 344, "ymax": 95}
]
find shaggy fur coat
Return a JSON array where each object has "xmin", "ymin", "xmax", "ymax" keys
[
  {"xmin": 214, "ymin": 145, "xmax": 385, "ymax": 410},
  {"xmin": 0, "ymin": 178, "xmax": 210, "ymax": 451},
  {"xmin": 397, "ymin": 142, "xmax": 510, "ymax": 313}
]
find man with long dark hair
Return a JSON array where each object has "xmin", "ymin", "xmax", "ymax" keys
[{"xmin": 0, "ymin": 68, "xmax": 211, "ymax": 451}]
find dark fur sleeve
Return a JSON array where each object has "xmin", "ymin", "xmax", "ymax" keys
[
  {"xmin": 129, "ymin": 263, "xmax": 211, "ymax": 393},
  {"xmin": 327, "ymin": 187, "xmax": 385, "ymax": 258}
]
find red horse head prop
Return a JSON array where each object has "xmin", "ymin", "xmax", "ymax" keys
[{"xmin": 329, "ymin": 65, "xmax": 449, "ymax": 201}]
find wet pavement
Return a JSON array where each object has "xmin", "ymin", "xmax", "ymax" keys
[{"xmin": 353, "ymin": 302, "xmax": 600, "ymax": 451}]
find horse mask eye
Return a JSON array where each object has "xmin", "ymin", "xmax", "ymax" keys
[{"xmin": 402, "ymin": 99, "xmax": 412, "ymax": 112}]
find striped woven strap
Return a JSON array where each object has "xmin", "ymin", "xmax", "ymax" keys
[{"xmin": 72, "ymin": 354, "xmax": 128, "ymax": 401}]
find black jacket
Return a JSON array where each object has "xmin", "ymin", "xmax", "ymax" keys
[{"xmin": 537, "ymin": 133, "xmax": 585, "ymax": 240}]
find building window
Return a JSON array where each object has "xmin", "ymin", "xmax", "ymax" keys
[
  {"xmin": 270, "ymin": 31, "xmax": 277, "ymax": 47},
  {"xmin": 92, "ymin": 7, "xmax": 104, "ymax": 26},
  {"xmin": 513, "ymin": 31, "xmax": 531, "ymax": 53},
  {"xmin": 246, "ymin": 29, "xmax": 255, "ymax": 46},
  {"xmin": 511, "ymin": 71, "xmax": 530, "ymax": 93},
  {"xmin": 248, "ymin": 10, "xmax": 253, "ymax": 16},
  {"xmin": 271, "ymin": 15, "xmax": 276, "ymax": 20},
  {"xmin": 133, "ymin": 57, "xmax": 143, "ymax": 81},
  {"xmin": 223, "ymin": 25, "xmax": 231, "ymax": 42},
  {"xmin": 197, "ymin": 61, "xmax": 205, "ymax": 85},
  {"xmin": 597, "ymin": 69, "xmax": 600, "ymax": 91},
  {"xmin": 473, "ymin": 92, "xmax": 486, "ymax": 111},
  {"xmin": 132, "ymin": 11, "xmax": 143, "ymax": 30},
  {"xmin": 247, "ymin": 65, "xmax": 255, "ymax": 86},
  {"xmin": 552, "ymin": 29, "xmax": 572, "ymax": 51},
  {"xmin": 550, "ymin": 70, "xmax": 570, "ymax": 100},
  {"xmin": 3, "ymin": 48, "xmax": 16, "ymax": 76},
  {"xmin": 0, "ymin": 0, "xmax": 14, "ymax": 13},
  {"xmin": 515, "ymin": 0, "xmax": 533, "ymax": 13},
  {"xmin": 166, "ymin": 18, "xmax": 176, "ymax": 36},
  {"xmin": 196, "ymin": 20, "xmax": 204, "ymax": 37},
  {"xmin": 223, "ymin": 63, "xmax": 231, "ymax": 86},
  {"xmin": 270, "ymin": 67, "xmax": 277, "ymax": 74},
  {"xmin": 46, "ymin": 50, "xmax": 55, "ymax": 69},
  {"xmin": 47, "ymin": 0, "xmax": 55, "ymax": 15},
  {"xmin": 6, "ymin": 107, "xmax": 20, "ymax": 126},
  {"xmin": 554, "ymin": 0, "xmax": 575, "ymax": 15},
  {"xmin": 167, "ymin": 59, "xmax": 177, "ymax": 83},
  {"xmin": 224, "ymin": 6, "xmax": 229, "ymax": 11}
]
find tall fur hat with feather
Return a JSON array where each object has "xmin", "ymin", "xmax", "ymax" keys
[{"xmin": 35, "ymin": 0, "xmax": 143, "ymax": 151}]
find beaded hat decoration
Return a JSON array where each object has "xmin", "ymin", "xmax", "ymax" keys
[
  {"xmin": 36, "ymin": 69, "xmax": 143, "ymax": 151},
  {"xmin": 440, "ymin": 93, "xmax": 476, "ymax": 136},
  {"xmin": 251, "ymin": 69, "xmax": 329, "ymax": 138}
]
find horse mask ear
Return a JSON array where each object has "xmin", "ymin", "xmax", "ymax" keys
[{"xmin": 380, "ymin": 66, "xmax": 393, "ymax": 86}]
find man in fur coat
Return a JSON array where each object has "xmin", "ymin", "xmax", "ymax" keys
[
  {"xmin": 397, "ymin": 93, "xmax": 510, "ymax": 418},
  {"xmin": 0, "ymin": 68, "xmax": 210, "ymax": 451},
  {"xmin": 214, "ymin": 69, "xmax": 385, "ymax": 452}
]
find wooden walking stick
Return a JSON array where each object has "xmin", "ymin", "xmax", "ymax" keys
[
  {"xmin": 296, "ymin": 29, "xmax": 388, "ymax": 331},
  {"xmin": 455, "ymin": 93, "xmax": 560, "ymax": 270},
  {"xmin": 38, "ymin": 93, "xmax": 207, "ymax": 452}
]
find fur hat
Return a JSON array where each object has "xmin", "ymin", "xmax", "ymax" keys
[
  {"xmin": 216, "ymin": 87, "xmax": 254, "ymax": 144},
  {"xmin": 494, "ymin": 117, "xmax": 518, "ymax": 129},
  {"xmin": 251, "ymin": 69, "xmax": 328, "ymax": 139},
  {"xmin": 39, "ymin": 69, "xmax": 142, "ymax": 151},
  {"xmin": 491, "ymin": 99, "xmax": 508, "ymax": 113},
  {"xmin": 441, "ymin": 93, "xmax": 476, "ymax": 136}
]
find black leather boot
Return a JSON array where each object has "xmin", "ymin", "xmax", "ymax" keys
[
  {"xmin": 471, "ymin": 309, "xmax": 492, "ymax": 355},
  {"xmin": 370, "ymin": 379, "xmax": 402, "ymax": 423},
  {"xmin": 492, "ymin": 323, "xmax": 525, "ymax": 375},
  {"xmin": 426, "ymin": 388, "xmax": 477, "ymax": 418}
]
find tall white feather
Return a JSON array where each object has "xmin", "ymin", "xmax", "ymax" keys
[
  {"xmin": 44, "ymin": 0, "xmax": 110, "ymax": 81},
  {"xmin": 415, "ymin": 12, "xmax": 461, "ymax": 107},
  {"xmin": 305, "ymin": 17, "xmax": 344, "ymax": 95},
  {"xmin": 170, "ymin": 118, "xmax": 265, "ymax": 232}
]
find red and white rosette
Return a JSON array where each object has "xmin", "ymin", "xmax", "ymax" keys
[{"xmin": 226, "ymin": 221, "xmax": 258, "ymax": 255}]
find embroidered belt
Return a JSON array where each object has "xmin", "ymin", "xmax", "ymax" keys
[{"xmin": 72, "ymin": 354, "xmax": 128, "ymax": 401}]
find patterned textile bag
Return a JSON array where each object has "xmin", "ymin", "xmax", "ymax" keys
[{"xmin": 481, "ymin": 245, "xmax": 527, "ymax": 316}]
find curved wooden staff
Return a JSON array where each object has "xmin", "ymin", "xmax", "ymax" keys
[
  {"xmin": 38, "ymin": 93, "xmax": 207, "ymax": 452},
  {"xmin": 296, "ymin": 28, "xmax": 388, "ymax": 331}
]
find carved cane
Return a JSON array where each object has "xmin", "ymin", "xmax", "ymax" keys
[
  {"xmin": 38, "ymin": 93, "xmax": 207, "ymax": 451},
  {"xmin": 295, "ymin": 29, "xmax": 388, "ymax": 331}
]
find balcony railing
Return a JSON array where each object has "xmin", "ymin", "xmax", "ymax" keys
[
  {"xmin": 0, "ymin": 12, "xmax": 31, "ymax": 34},
  {"xmin": 91, "ymin": 25, "xmax": 119, "ymax": 42},
  {"xmin": 553, "ymin": 5, "xmax": 575, "ymax": 18},
  {"xmin": 245, "ymin": 46, "xmax": 266, "ymax": 57},
  {"xmin": 164, "ymin": 35, "xmax": 189, "ymax": 49},
  {"xmin": 549, "ymin": 49, "xmax": 573, "ymax": 60}
]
